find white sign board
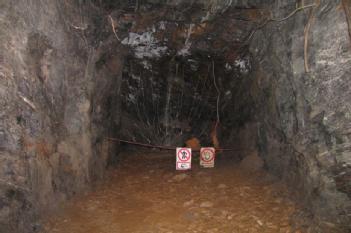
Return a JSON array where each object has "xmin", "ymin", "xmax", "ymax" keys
[
  {"xmin": 176, "ymin": 147, "xmax": 192, "ymax": 170},
  {"xmin": 200, "ymin": 147, "xmax": 215, "ymax": 168}
]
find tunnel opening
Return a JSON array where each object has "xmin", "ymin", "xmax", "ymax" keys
[{"xmin": 1, "ymin": 0, "xmax": 351, "ymax": 233}]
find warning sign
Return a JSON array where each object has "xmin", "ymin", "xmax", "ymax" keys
[
  {"xmin": 176, "ymin": 147, "xmax": 192, "ymax": 170},
  {"xmin": 200, "ymin": 147, "xmax": 215, "ymax": 168}
]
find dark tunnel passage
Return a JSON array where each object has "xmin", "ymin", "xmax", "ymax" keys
[{"xmin": 0, "ymin": 0, "xmax": 351, "ymax": 233}]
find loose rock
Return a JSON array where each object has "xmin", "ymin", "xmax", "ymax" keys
[{"xmin": 200, "ymin": 201, "xmax": 214, "ymax": 208}]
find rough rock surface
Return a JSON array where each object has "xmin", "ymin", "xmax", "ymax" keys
[
  {"xmin": 0, "ymin": 1, "xmax": 122, "ymax": 232},
  {"xmin": 229, "ymin": 1, "xmax": 351, "ymax": 231},
  {"xmin": 0, "ymin": 0, "xmax": 350, "ymax": 232}
]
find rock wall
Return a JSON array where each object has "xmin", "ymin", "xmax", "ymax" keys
[
  {"xmin": 0, "ymin": 1, "xmax": 122, "ymax": 232},
  {"xmin": 227, "ymin": 0, "xmax": 351, "ymax": 231}
]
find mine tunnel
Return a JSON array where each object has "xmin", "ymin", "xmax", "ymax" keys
[{"xmin": 1, "ymin": 0, "xmax": 351, "ymax": 233}]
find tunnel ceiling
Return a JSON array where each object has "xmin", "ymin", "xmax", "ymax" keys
[
  {"xmin": 102, "ymin": 0, "xmax": 273, "ymax": 61},
  {"xmin": 92, "ymin": 0, "xmax": 274, "ymax": 12},
  {"xmin": 93, "ymin": 0, "xmax": 275, "ymax": 145}
]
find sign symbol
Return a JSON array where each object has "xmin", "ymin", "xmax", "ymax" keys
[
  {"xmin": 176, "ymin": 148, "xmax": 192, "ymax": 170},
  {"xmin": 204, "ymin": 151, "xmax": 211, "ymax": 160},
  {"xmin": 200, "ymin": 148, "xmax": 215, "ymax": 168},
  {"xmin": 177, "ymin": 148, "xmax": 191, "ymax": 162}
]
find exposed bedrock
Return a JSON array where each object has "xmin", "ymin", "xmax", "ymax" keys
[
  {"xmin": 0, "ymin": 1, "xmax": 122, "ymax": 232},
  {"xmin": 0, "ymin": 0, "xmax": 350, "ymax": 232}
]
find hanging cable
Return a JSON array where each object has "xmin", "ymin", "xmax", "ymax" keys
[
  {"xmin": 212, "ymin": 60, "xmax": 220, "ymax": 126},
  {"xmin": 105, "ymin": 137, "xmax": 248, "ymax": 152},
  {"xmin": 212, "ymin": 59, "xmax": 221, "ymax": 143}
]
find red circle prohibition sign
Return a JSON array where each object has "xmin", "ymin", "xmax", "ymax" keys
[
  {"xmin": 201, "ymin": 148, "xmax": 215, "ymax": 162},
  {"xmin": 177, "ymin": 148, "xmax": 191, "ymax": 162}
]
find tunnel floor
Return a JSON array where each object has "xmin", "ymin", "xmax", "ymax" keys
[{"xmin": 43, "ymin": 151, "xmax": 303, "ymax": 233}]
